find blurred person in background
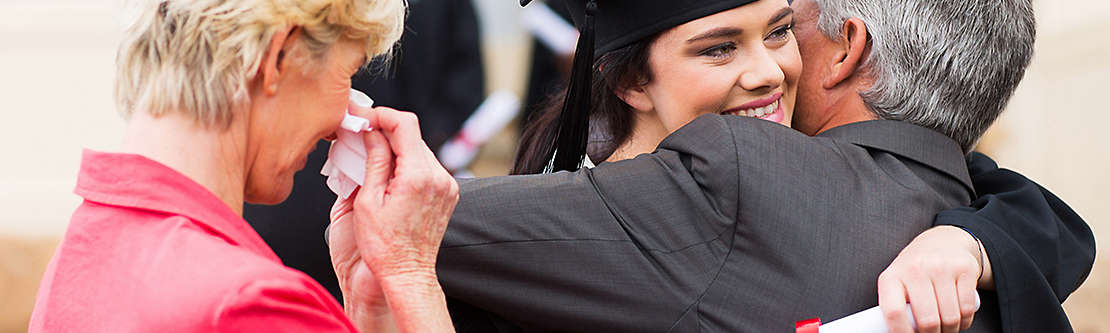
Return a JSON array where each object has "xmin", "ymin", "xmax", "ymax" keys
[
  {"xmin": 29, "ymin": 0, "xmax": 459, "ymax": 331},
  {"xmin": 244, "ymin": 0, "xmax": 485, "ymax": 303}
]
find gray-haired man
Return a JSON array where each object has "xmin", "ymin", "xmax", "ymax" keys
[{"xmin": 784, "ymin": 0, "xmax": 1081, "ymax": 332}]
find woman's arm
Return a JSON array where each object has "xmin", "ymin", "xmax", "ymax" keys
[{"xmin": 879, "ymin": 152, "xmax": 1095, "ymax": 333}]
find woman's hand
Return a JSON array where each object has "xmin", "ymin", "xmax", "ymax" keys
[
  {"xmin": 348, "ymin": 106, "xmax": 459, "ymax": 282},
  {"xmin": 877, "ymin": 225, "xmax": 993, "ymax": 333},
  {"xmin": 328, "ymin": 196, "xmax": 396, "ymax": 332},
  {"xmin": 329, "ymin": 103, "xmax": 458, "ymax": 332}
]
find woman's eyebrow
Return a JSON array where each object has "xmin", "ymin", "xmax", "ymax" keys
[
  {"xmin": 687, "ymin": 27, "xmax": 744, "ymax": 44},
  {"xmin": 768, "ymin": 7, "xmax": 794, "ymax": 26},
  {"xmin": 686, "ymin": 7, "xmax": 796, "ymax": 44}
]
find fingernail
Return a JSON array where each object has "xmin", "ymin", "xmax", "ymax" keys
[{"xmin": 349, "ymin": 89, "xmax": 373, "ymax": 108}]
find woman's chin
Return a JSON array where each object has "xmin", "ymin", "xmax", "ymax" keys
[{"xmin": 243, "ymin": 181, "xmax": 294, "ymax": 206}]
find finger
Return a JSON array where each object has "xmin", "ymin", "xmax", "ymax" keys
[
  {"xmin": 360, "ymin": 130, "xmax": 395, "ymax": 208},
  {"xmin": 878, "ymin": 273, "xmax": 913, "ymax": 333},
  {"xmin": 364, "ymin": 107, "xmax": 430, "ymax": 168},
  {"xmin": 956, "ymin": 272, "xmax": 979, "ymax": 330},
  {"xmin": 905, "ymin": 277, "xmax": 942, "ymax": 333},
  {"xmin": 326, "ymin": 198, "xmax": 357, "ymax": 255},
  {"xmin": 932, "ymin": 279, "xmax": 962, "ymax": 333},
  {"xmin": 330, "ymin": 193, "xmax": 356, "ymax": 222}
]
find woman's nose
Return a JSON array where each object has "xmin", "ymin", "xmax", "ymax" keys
[{"xmin": 737, "ymin": 47, "xmax": 785, "ymax": 93}]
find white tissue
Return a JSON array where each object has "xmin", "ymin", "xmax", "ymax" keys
[{"xmin": 321, "ymin": 91, "xmax": 374, "ymax": 200}]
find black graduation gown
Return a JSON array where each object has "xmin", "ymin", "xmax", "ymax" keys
[{"xmin": 935, "ymin": 152, "xmax": 1096, "ymax": 333}]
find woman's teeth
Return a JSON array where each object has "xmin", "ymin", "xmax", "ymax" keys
[{"xmin": 726, "ymin": 99, "xmax": 779, "ymax": 118}]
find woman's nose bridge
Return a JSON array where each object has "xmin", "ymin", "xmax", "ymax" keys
[{"xmin": 736, "ymin": 46, "xmax": 785, "ymax": 91}]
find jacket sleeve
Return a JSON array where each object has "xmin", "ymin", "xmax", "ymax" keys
[
  {"xmin": 438, "ymin": 116, "xmax": 743, "ymax": 332},
  {"xmin": 934, "ymin": 152, "xmax": 1096, "ymax": 333}
]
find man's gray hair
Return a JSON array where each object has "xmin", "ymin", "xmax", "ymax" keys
[{"xmin": 812, "ymin": 0, "xmax": 1036, "ymax": 151}]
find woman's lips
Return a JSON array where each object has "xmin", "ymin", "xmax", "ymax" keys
[{"xmin": 722, "ymin": 93, "xmax": 785, "ymax": 124}]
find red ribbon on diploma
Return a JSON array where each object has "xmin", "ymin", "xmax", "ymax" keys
[{"xmin": 796, "ymin": 318, "xmax": 821, "ymax": 333}]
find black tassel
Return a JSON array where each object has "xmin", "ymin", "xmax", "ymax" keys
[{"xmin": 552, "ymin": 0, "xmax": 598, "ymax": 172}]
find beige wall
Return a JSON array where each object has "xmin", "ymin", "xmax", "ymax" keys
[
  {"xmin": 978, "ymin": 2, "xmax": 1110, "ymax": 331},
  {"xmin": 0, "ymin": 0, "xmax": 1106, "ymax": 331}
]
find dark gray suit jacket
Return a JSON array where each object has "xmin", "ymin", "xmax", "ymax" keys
[{"xmin": 439, "ymin": 115, "xmax": 999, "ymax": 332}]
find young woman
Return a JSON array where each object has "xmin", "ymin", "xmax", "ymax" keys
[{"xmin": 515, "ymin": 0, "xmax": 800, "ymax": 174}]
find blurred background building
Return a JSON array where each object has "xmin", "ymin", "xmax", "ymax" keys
[{"xmin": 0, "ymin": 0, "xmax": 1106, "ymax": 331}]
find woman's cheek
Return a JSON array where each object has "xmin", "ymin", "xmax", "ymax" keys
[{"xmin": 778, "ymin": 41, "xmax": 804, "ymax": 85}]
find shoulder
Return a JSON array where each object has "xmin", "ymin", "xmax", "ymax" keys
[
  {"xmin": 661, "ymin": 114, "xmax": 821, "ymax": 159},
  {"xmin": 137, "ymin": 218, "xmax": 351, "ymax": 331}
]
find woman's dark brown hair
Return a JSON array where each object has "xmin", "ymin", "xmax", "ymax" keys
[{"xmin": 511, "ymin": 36, "xmax": 657, "ymax": 175}]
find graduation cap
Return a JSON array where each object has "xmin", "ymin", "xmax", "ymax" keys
[{"xmin": 520, "ymin": 0, "xmax": 762, "ymax": 172}]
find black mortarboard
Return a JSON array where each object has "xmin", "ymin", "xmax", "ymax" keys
[{"xmin": 521, "ymin": 0, "xmax": 760, "ymax": 172}]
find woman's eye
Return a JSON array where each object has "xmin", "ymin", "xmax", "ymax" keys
[
  {"xmin": 767, "ymin": 23, "xmax": 794, "ymax": 42},
  {"xmin": 701, "ymin": 43, "xmax": 737, "ymax": 59}
]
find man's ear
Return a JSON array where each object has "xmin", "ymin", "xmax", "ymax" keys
[
  {"xmin": 616, "ymin": 83, "xmax": 654, "ymax": 113},
  {"xmin": 823, "ymin": 18, "xmax": 870, "ymax": 89},
  {"xmin": 259, "ymin": 27, "xmax": 298, "ymax": 96}
]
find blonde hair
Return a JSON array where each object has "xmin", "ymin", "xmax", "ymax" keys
[{"xmin": 115, "ymin": 0, "xmax": 406, "ymax": 126}]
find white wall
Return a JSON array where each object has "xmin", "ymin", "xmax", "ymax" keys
[{"xmin": 0, "ymin": 0, "xmax": 127, "ymax": 236}]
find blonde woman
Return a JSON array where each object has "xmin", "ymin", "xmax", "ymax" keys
[{"xmin": 30, "ymin": 0, "xmax": 458, "ymax": 331}]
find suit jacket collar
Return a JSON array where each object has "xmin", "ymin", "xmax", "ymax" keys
[{"xmin": 818, "ymin": 120, "xmax": 974, "ymax": 195}]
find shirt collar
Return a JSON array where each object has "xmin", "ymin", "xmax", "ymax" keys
[
  {"xmin": 818, "ymin": 120, "xmax": 975, "ymax": 195},
  {"xmin": 75, "ymin": 149, "xmax": 279, "ymax": 262}
]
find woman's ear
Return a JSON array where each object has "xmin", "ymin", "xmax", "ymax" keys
[
  {"xmin": 616, "ymin": 83, "xmax": 654, "ymax": 113},
  {"xmin": 823, "ymin": 18, "xmax": 870, "ymax": 89},
  {"xmin": 259, "ymin": 27, "xmax": 298, "ymax": 96}
]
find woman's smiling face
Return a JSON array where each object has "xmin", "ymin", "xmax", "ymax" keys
[{"xmin": 620, "ymin": 0, "xmax": 801, "ymax": 134}]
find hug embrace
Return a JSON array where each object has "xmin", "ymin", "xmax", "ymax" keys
[{"xmin": 31, "ymin": 0, "xmax": 1094, "ymax": 332}]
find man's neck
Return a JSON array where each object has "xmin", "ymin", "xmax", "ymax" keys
[
  {"xmin": 809, "ymin": 93, "xmax": 878, "ymax": 135},
  {"xmin": 121, "ymin": 111, "xmax": 250, "ymax": 215}
]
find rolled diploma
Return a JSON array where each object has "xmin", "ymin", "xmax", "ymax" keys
[
  {"xmin": 437, "ymin": 90, "xmax": 521, "ymax": 172},
  {"xmin": 818, "ymin": 292, "xmax": 980, "ymax": 333},
  {"xmin": 521, "ymin": 1, "xmax": 579, "ymax": 56}
]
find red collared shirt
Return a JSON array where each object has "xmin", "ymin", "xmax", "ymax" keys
[{"xmin": 30, "ymin": 150, "xmax": 355, "ymax": 332}]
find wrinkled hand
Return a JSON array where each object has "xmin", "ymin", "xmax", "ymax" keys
[
  {"xmin": 329, "ymin": 196, "xmax": 396, "ymax": 331},
  {"xmin": 878, "ymin": 225, "xmax": 986, "ymax": 333},
  {"xmin": 346, "ymin": 107, "xmax": 459, "ymax": 280},
  {"xmin": 328, "ymin": 104, "xmax": 458, "ymax": 332}
]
